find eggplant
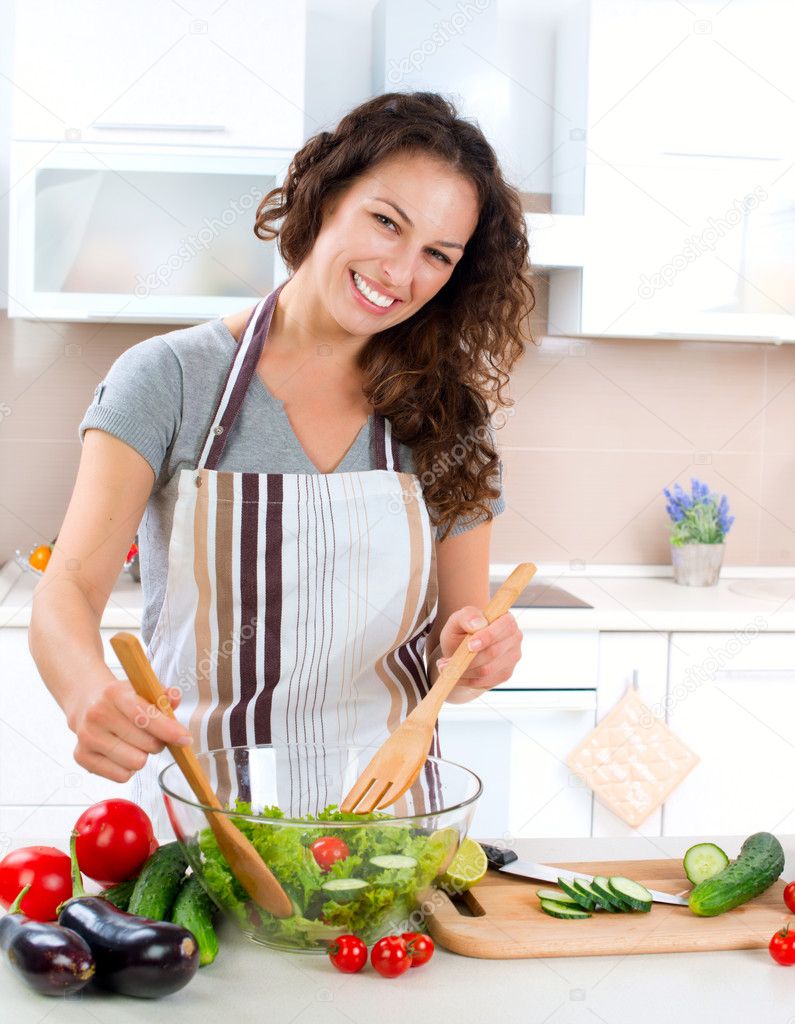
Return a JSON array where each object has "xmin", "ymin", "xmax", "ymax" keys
[
  {"xmin": 0, "ymin": 884, "xmax": 95, "ymax": 996},
  {"xmin": 57, "ymin": 831, "xmax": 199, "ymax": 999}
]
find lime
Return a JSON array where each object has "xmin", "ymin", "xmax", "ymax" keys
[
  {"xmin": 438, "ymin": 837, "xmax": 487, "ymax": 894},
  {"xmin": 425, "ymin": 827, "xmax": 460, "ymax": 875}
]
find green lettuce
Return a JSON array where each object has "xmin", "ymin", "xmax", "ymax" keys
[{"xmin": 196, "ymin": 801, "xmax": 452, "ymax": 948}]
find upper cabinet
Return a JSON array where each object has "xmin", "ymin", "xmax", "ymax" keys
[
  {"xmin": 8, "ymin": 0, "xmax": 305, "ymax": 323},
  {"xmin": 11, "ymin": 0, "xmax": 306, "ymax": 150},
  {"xmin": 533, "ymin": 0, "xmax": 795, "ymax": 342}
]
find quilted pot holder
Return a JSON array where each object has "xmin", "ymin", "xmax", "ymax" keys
[{"xmin": 566, "ymin": 678, "xmax": 700, "ymax": 827}]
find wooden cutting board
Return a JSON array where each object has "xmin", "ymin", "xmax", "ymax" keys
[{"xmin": 426, "ymin": 857, "xmax": 789, "ymax": 959}]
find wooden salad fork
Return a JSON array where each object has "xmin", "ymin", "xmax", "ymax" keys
[
  {"xmin": 110, "ymin": 632, "xmax": 294, "ymax": 919},
  {"xmin": 339, "ymin": 562, "xmax": 537, "ymax": 814}
]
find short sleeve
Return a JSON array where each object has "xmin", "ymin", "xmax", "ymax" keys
[
  {"xmin": 78, "ymin": 335, "xmax": 182, "ymax": 480},
  {"xmin": 435, "ymin": 420, "xmax": 506, "ymax": 541}
]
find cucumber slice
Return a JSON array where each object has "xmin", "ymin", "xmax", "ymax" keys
[
  {"xmin": 369, "ymin": 855, "xmax": 417, "ymax": 870},
  {"xmin": 320, "ymin": 878, "xmax": 369, "ymax": 903},
  {"xmin": 539, "ymin": 898, "xmax": 591, "ymax": 920},
  {"xmin": 557, "ymin": 876, "xmax": 594, "ymax": 910},
  {"xmin": 591, "ymin": 876, "xmax": 629, "ymax": 912},
  {"xmin": 608, "ymin": 876, "xmax": 652, "ymax": 912},
  {"xmin": 683, "ymin": 842, "xmax": 729, "ymax": 885},
  {"xmin": 573, "ymin": 879, "xmax": 611, "ymax": 911},
  {"xmin": 536, "ymin": 888, "xmax": 580, "ymax": 906}
]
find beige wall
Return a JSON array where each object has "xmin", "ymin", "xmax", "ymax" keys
[{"xmin": 2, "ymin": 278, "xmax": 794, "ymax": 568}]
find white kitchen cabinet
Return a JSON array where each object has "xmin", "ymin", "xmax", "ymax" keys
[
  {"xmin": 591, "ymin": 632, "xmax": 669, "ymax": 838},
  {"xmin": 507, "ymin": 627, "xmax": 600, "ymax": 690},
  {"xmin": 7, "ymin": 143, "xmax": 289, "ymax": 323},
  {"xmin": 662, "ymin": 632, "xmax": 795, "ymax": 836},
  {"xmin": 539, "ymin": 0, "xmax": 795, "ymax": 341},
  {"xmin": 11, "ymin": 0, "xmax": 306, "ymax": 151},
  {"xmin": 439, "ymin": 689, "xmax": 596, "ymax": 841},
  {"xmin": 0, "ymin": 628, "xmax": 139, "ymax": 807}
]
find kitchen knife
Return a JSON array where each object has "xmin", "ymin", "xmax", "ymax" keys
[{"xmin": 480, "ymin": 843, "xmax": 690, "ymax": 906}]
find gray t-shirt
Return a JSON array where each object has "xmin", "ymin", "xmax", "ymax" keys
[{"xmin": 78, "ymin": 318, "xmax": 505, "ymax": 647}]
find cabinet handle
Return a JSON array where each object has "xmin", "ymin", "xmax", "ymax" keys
[{"xmin": 91, "ymin": 122, "xmax": 227, "ymax": 132}]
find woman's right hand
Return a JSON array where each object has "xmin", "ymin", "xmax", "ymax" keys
[{"xmin": 69, "ymin": 674, "xmax": 193, "ymax": 784}]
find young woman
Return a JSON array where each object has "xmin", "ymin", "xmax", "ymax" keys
[{"xmin": 29, "ymin": 91, "xmax": 535, "ymax": 832}]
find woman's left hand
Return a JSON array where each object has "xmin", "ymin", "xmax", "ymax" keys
[{"xmin": 435, "ymin": 606, "xmax": 522, "ymax": 697}]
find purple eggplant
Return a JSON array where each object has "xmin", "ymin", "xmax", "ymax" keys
[
  {"xmin": 57, "ymin": 831, "xmax": 198, "ymax": 998},
  {"xmin": 0, "ymin": 884, "xmax": 95, "ymax": 996}
]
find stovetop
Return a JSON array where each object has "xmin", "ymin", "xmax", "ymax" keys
[{"xmin": 488, "ymin": 579, "xmax": 593, "ymax": 609}]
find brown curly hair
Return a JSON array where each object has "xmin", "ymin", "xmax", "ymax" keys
[{"xmin": 254, "ymin": 91, "xmax": 536, "ymax": 540}]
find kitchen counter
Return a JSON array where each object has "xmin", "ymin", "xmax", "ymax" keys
[
  {"xmin": 3, "ymin": 559, "xmax": 795, "ymax": 631},
  {"xmin": 1, "ymin": 833, "xmax": 792, "ymax": 1023}
]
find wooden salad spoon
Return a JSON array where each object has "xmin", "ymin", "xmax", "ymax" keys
[
  {"xmin": 110, "ymin": 632, "xmax": 294, "ymax": 919},
  {"xmin": 340, "ymin": 562, "xmax": 537, "ymax": 814}
]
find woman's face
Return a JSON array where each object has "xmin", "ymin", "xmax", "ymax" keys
[{"xmin": 309, "ymin": 152, "xmax": 480, "ymax": 336}]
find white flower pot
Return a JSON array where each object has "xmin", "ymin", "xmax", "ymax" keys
[{"xmin": 670, "ymin": 542, "xmax": 725, "ymax": 586}]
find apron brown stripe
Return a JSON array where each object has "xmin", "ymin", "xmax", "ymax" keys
[
  {"xmin": 230, "ymin": 472, "xmax": 259, "ymax": 746},
  {"xmin": 190, "ymin": 472, "xmax": 212, "ymax": 745},
  {"xmin": 209, "ymin": 473, "xmax": 234, "ymax": 805},
  {"xmin": 373, "ymin": 413, "xmax": 386, "ymax": 469},
  {"xmin": 252, "ymin": 473, "xmax": 283, "ymax": 743}
]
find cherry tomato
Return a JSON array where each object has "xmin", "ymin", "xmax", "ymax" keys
[
  {"xmin": 370, "ymin": 935, "xmax": 411, "ymax": 978},
  {"xmin": 310, "ymin": 836, "xmax": 349, "ymax": 873},
  {"xmin": 783, "ymin": 881, "xmax": 795, "ymax": 914},
  {"xmin": 401, "ymin": 931, "xmax": 435, "ymax": 967},
  {"xmin": 0, "ymin": 846, "xmax": 72, "ymax": 921},
  {"xmin": 327, "ymin": 933, "xmax": 368, "ymax": 973},
  {"xmin": 769, "ymin": 922, "xmax": 795, "ymax": 966},
  {"xmin": 74, "ymin": 800, "xmax": 158, "ymax": 885},
  {"xmin": 28, "ymin": 545, "xmax": 52, "ymax": 572}
]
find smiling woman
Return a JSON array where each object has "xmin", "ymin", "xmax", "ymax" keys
[{"xmin": 30, "ymin": 90, "xmax": 536, "ymax": 838}]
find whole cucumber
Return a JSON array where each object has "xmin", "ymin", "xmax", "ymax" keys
[
  {"xmin": 171, "ymin": 874, "xmax": 219, "ymax": 966},
  {"xmin": 99, "ymin": 877, "xmax": 137, "ymax": 911},
  {"xmin": 688, "ymin": 831, "xmax": 785, "ymax": 917},
  {"xmin": 127, "ymin": 842, "xmax": 188, "ymax": 920}
]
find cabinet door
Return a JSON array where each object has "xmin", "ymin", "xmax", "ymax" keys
[
  {"xmin": 0, "ymin": 629, "xmax": 139, "ymax": 806},
  {"xmin": 663, "ymin": 632, "xmax": 795, "ymax": 836},
  {"xmin": 591, "ymin": 632, "xmax": 669, "ymax": 838},
  {"xmin": 12, "ymin": 0, "xmax": 306, "ymax": 150},
  {"xmin": 439, "ymin": 690, "xmax": 596, "ymax": 841}
]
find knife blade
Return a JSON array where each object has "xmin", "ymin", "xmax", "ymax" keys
[{"xmin": 480, "ymin": 843, "xmax": 690, "ymax": 906}]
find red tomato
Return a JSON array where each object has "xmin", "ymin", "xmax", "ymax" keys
[
  {"xmin": 310, "ymin": 836, "xmax": 349, "ymax": 873},
  {"xmin": 770, "ymin": 923, "xmax": 795, "ymax": 966},
  {"xmin": 401, "ymin": 931, "xmax": 435, "ymax": 967},
  {"xmin": 327, "ymin": 933, "xmax": 367, "ymax": 973},
  {"xmin": 74, "ymin": 800, "xmax": 158, "ymax": 884},
  {"xmin": 0, "ymin": 846, "xmax": 72, "ymax": 922},
  {"xmin": 784, "ymin": 881, "xmax": 795, "ymax": 914},
  {"xmin": 370, "ymin": 935, "xmax": 411, "ymax": 978}
]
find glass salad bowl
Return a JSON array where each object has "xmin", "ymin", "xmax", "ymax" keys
[{"xmin": 158, "ymin": 743, "xmax": 482, "ymax": 953}]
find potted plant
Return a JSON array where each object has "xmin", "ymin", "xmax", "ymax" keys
[{"xmin": 663, "ymin": 478, "xmax": 734, "ymax": 586}]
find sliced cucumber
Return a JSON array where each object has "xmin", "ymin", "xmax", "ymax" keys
[
  {"xmin": 608, "ymin": 876, "xmax": 652, "ymax": 912},
  {"xmin": 591, "ymin": 876, "xmax": 628, "ymax": 912},
  {"xmin": 573, "ymin": 878, "xmax": 612, "ymax": 912},
  {"xmin": 556, "ymin": 876, "xmax": 594, "ymax": 910},
  {"xmin": 320, "ymin": 878, "xmax": 369, "ymax": 903},
  {"xmin": 536, "ymin": 888, "xmax": 580, "ymax": 906},
  {"xmin": 539, "ymin": 897, "xmax": 591, "ymax": 920},
  {"xmin": 683, "ymin": 842, "xmax": 729, "ymax": 885},
  {"xmin": 369, "ymin": 854, "xmax": 417, "ymax": 870}
]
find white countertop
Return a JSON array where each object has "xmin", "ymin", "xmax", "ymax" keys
[
  {"xmin": 3, "ymin": 559, "xmax": 795, "ymax": 631},
  {"xmin": 1, "ymin": 833, "xmax": 792, "ymax": 1023}
]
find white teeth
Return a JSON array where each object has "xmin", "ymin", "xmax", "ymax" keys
[{"xmin": 352, "ymin": 271, "xmax": 395, "ymax": 308}]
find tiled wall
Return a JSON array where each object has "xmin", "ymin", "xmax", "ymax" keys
[{"xmin": 2, "ymin": 276, "xmax": 794, "ymax": 568}]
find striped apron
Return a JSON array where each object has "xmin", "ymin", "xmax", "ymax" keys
[{"xmin": 133, "ymin": 282, "xmax": 442, "ymax": 839}]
